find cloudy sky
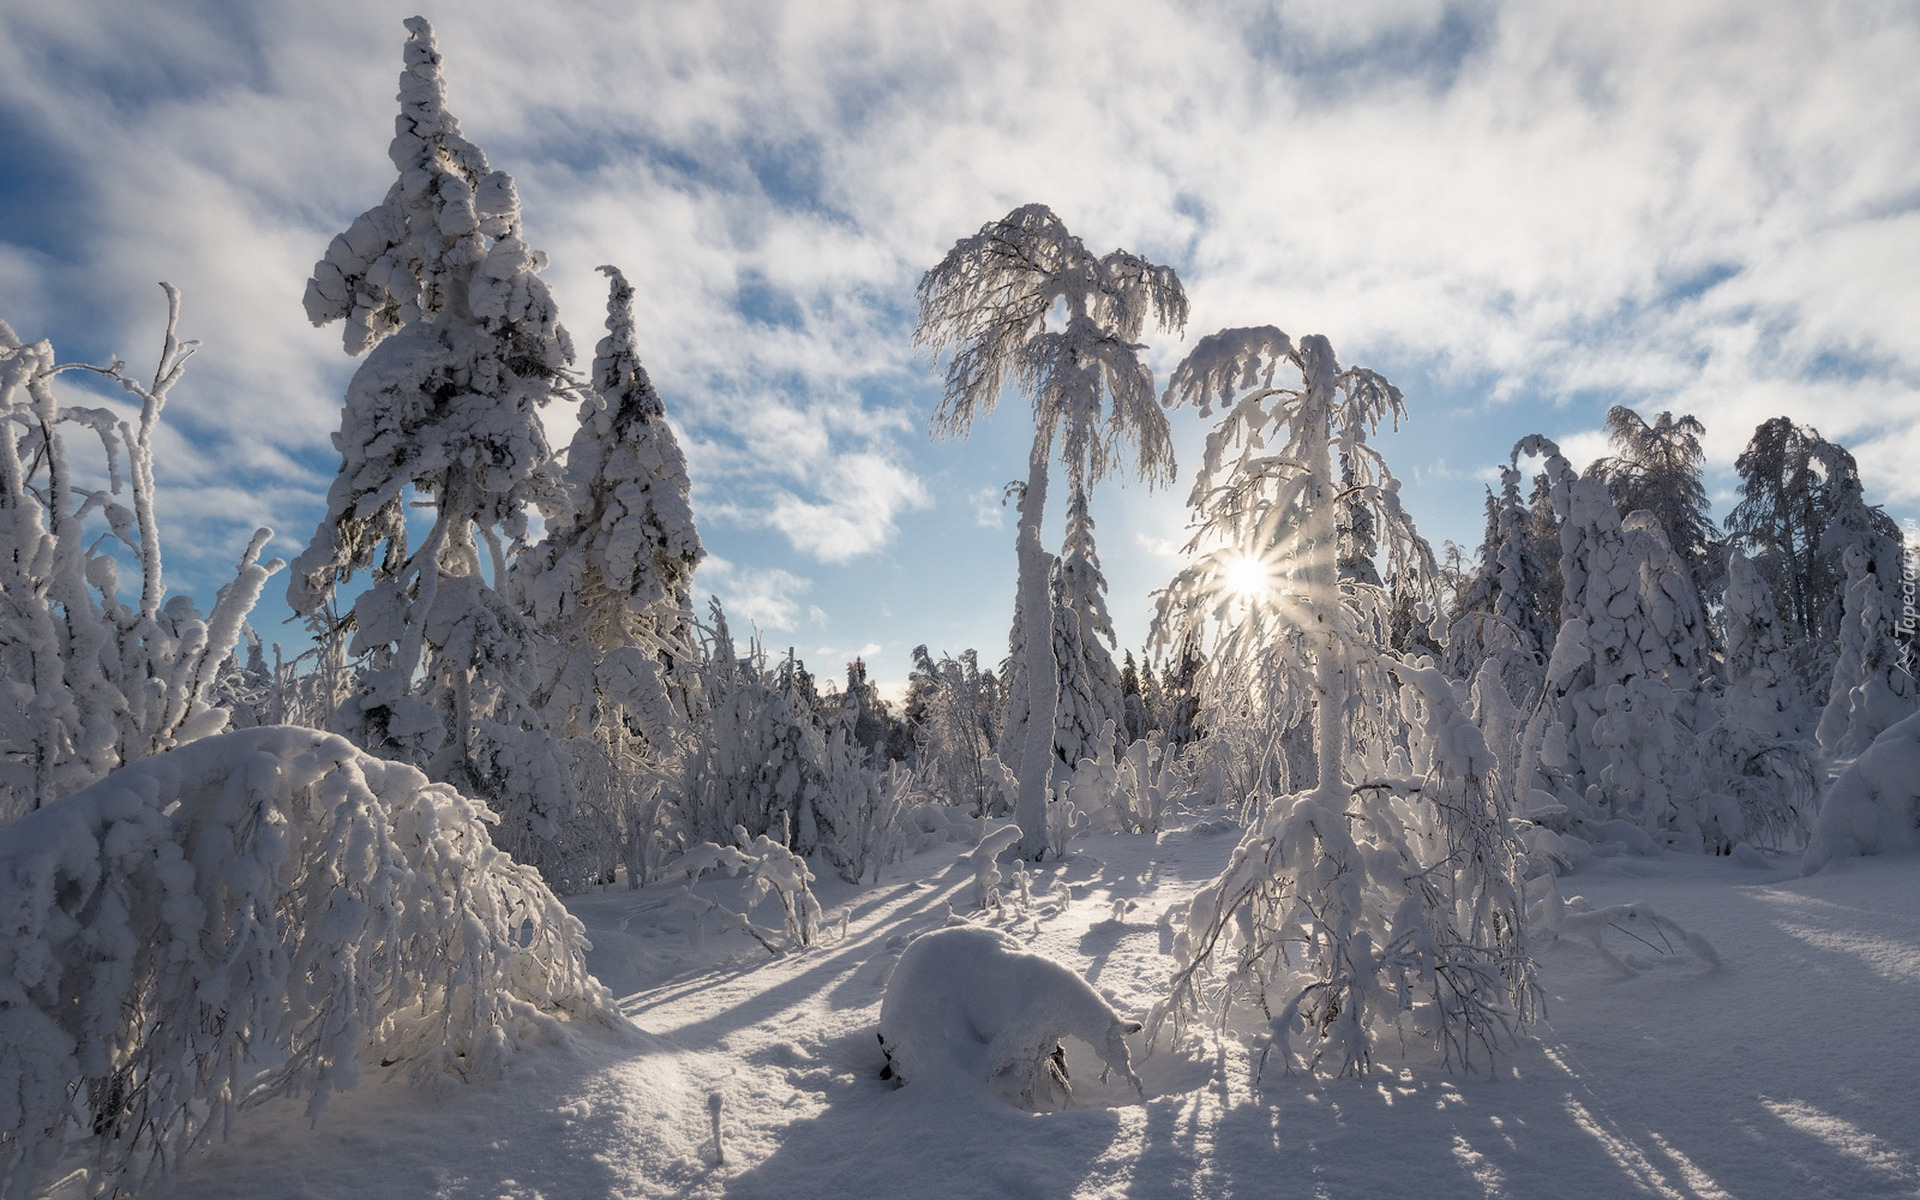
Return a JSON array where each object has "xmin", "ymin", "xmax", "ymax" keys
[{"xmin": 4, "ymin": 0, "xmax": 1917, "ymax": 695}]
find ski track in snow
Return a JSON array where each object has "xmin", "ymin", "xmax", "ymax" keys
[{"xmin": 169, "ymin": 826, "xmax": 1920, "ymax": 1200}]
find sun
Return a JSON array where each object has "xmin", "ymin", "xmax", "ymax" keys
[{"xmin": 1219, "ymin": 551, "xmax": 1279, "ymax": 606}]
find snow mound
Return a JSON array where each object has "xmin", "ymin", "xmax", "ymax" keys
[
  {"xmin": 877, "ymin": 925, "xmax": 1140, "ymax": 1110},
  {"xmin": 1805, "ymin": 710, "xmax": 1920, "ymax": 872}
]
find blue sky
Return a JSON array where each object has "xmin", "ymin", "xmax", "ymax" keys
[{"xmin": 4, "ymin": 0, "xmax": 1918, "ymax": 697}]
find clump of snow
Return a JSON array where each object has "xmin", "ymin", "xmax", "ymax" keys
[
  {"xmin": 877, "ymin": 925, "xmax": 1141, "ymax": 1110},
  {"xmin": 1804, "ymin": 710, "xmax": 1920, "ymax": 872}
]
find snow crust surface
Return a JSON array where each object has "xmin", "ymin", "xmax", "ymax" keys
[{"xmin": 166, "ymin": 821, "xmax": 1920, "ymax": 1200}]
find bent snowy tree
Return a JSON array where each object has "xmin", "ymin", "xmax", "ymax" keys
[
  {"xmin": 914, "ymin": 203, "xmax": 1186, "ymax": 859},
  {"xmin": 0, "ymin": 726, "xmax": 618, "ymax": 1200},
  {"xmin": 1151, "ymin": 328, "xmax": 1532, "ymax": 1076}
]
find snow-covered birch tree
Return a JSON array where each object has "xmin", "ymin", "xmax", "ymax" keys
[
  {"xmin": 915, "ymin": 203, "xmax": 1186, "ymax": 859},
  {"xmin": 1151, "ymin": 329, "xmax": 1532, "ymax": 1075},
  {"xmin": 290, "ymin": 20, "xmax": 574, "ymax": 841}
]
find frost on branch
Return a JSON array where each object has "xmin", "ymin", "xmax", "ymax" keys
[
  {"xmin": 878, "ymin": 926, "xmax": 1140, "ymax": 1110},
  {"xmin": 0, "ymin": 726, "xmax": 617, "ymax": 1199}
]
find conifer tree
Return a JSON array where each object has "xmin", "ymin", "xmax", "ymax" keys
[
  {"xmin": 513, "ymin": 265, "xmax": 703, "ymax": 754},
  {"xmin": 1587, "ymin": 406, "xmax": 1721, "ymax": 599},
  {"xmin": 1706, "ymin": 548, "xmax": 1818, "ymax": 846},
  {"xmin": 1515, "ymin": 436, "xmax": 1718, "ymax": 847},
  {"xmin": 290, "ymin": 19, "xmax": 573, "ymax": 824},
  {"xmin": 1049, "ymin": 485, "xmax": 1126, "ymax": 770},
  {"xmin": 1448, "ymin": 465, "xmax": 1555, "ymax": 701}
]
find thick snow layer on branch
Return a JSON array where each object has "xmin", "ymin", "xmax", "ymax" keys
[
  {"xmin": 878, "ymin": 926, "xmax": 1140, "ymax": 1110},
  {"xmin": 0, "ymin": 726, "xmax": 618, "ymax": 1199}
]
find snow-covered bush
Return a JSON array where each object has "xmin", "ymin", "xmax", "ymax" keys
[
  {"xmin": 665, "ymin": 828, "xmax": 825, "ymax": 950},
  {"xmin": 0, "ymin": 726, "xmax": 617, "ymax": 1199},
  {"xmin": 0, "ymin": 292, "xmax": 280, "ymax": 823},
  {"xmin": 1804, "ymin": 710, "xmax": 1920, "ymax": 872},
  {"xmin": 962, "ymin": 824, "xmax": 1024, "ymax": 910},
  {"xmin": 878, "ymin": 926, "xmax": 1141, "ymax": 1109}
]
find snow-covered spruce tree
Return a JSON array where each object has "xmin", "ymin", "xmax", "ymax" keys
[
  {"xmin": 1049, "ymin": 485, "xmax": 1127, "ymax": 772},
  {"xmin": 915, "ymin": 203, "xmax": 1186, "ymax": 859},
  {"xmin": 0, "ymin": 725, "xmax": 617, "ymax": 1199},
  {"xmin": 0, "ymin": 292, "xmax": 280, "ymax": 822},
  {"xmin": 1816, "ymin": 543, "xmax": 1917, "ymax": 758},
  {"xmin": 291, "ymin": 20, "xmax": 576, "ymax": 857},
  {"xmin": 1513, "ymin": 437, "xmax": 1724, "ymax": 848},
  {"xmin": 509, "ymin": 265, "xmax": 703, "ymax": 885},
  {"xmin": 515, "ymin": 265, "xmax": 702, "ymax": 752},
  {"xmin": 1446, "ymin": 465, "xmax": 1555, "ymax": 705},
  {"xmin": 1704, "ymin": 548, "xmax": 1818, "ymax": 847},
  {"xmin": 1586, "ymin": 406, "xmax": 1722, "ymax": 602},
  {"xmin": 1151, "ymin": 329, "xmax": 1532, "ymax": 1075}
]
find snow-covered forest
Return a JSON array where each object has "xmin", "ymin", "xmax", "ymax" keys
[{"xmin": 4, "ymin": 11, "xmax": 1919, "ymax": 1200}]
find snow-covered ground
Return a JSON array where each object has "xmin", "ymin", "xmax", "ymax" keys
[{"xmin": 167, "ymin": 820, "xmax": 1920, "ymax": 1200}]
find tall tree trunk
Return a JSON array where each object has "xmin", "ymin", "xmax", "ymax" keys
[
  {"xmin": 1013, "ymin": 438, "xmax": 1057, "ymax": 859},
  {"xmin": 1299, "ymin": 340, "xmax": 1347, "ymax": 808}
]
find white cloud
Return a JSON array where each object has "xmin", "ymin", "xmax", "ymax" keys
[
  {"xmin": 5, "ymin": 0, "xmax": 1919, "ymax": 671},
  {"xmin": 764, "ymin": 452, "xmax": 931, "ymax": 563},
  {"xmin": 694, "ymin": 556, "xmax": 819, "ymax": 634},
  {"xmin": 971, "ymin": 485, "xmax": 1010, "ymax": 529}
]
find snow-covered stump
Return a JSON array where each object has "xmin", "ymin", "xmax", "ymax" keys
[
  {"xmin": 0, "ymin": 726, "xmax": 619, "ymax": 1199},
  {"xmin": 1804, "ymin": 710, "xmax": 1920, "ymax": 872},
  {"xmin": 877, "ymin": 927, "xmax": 1140, "ymax": 1110}
]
